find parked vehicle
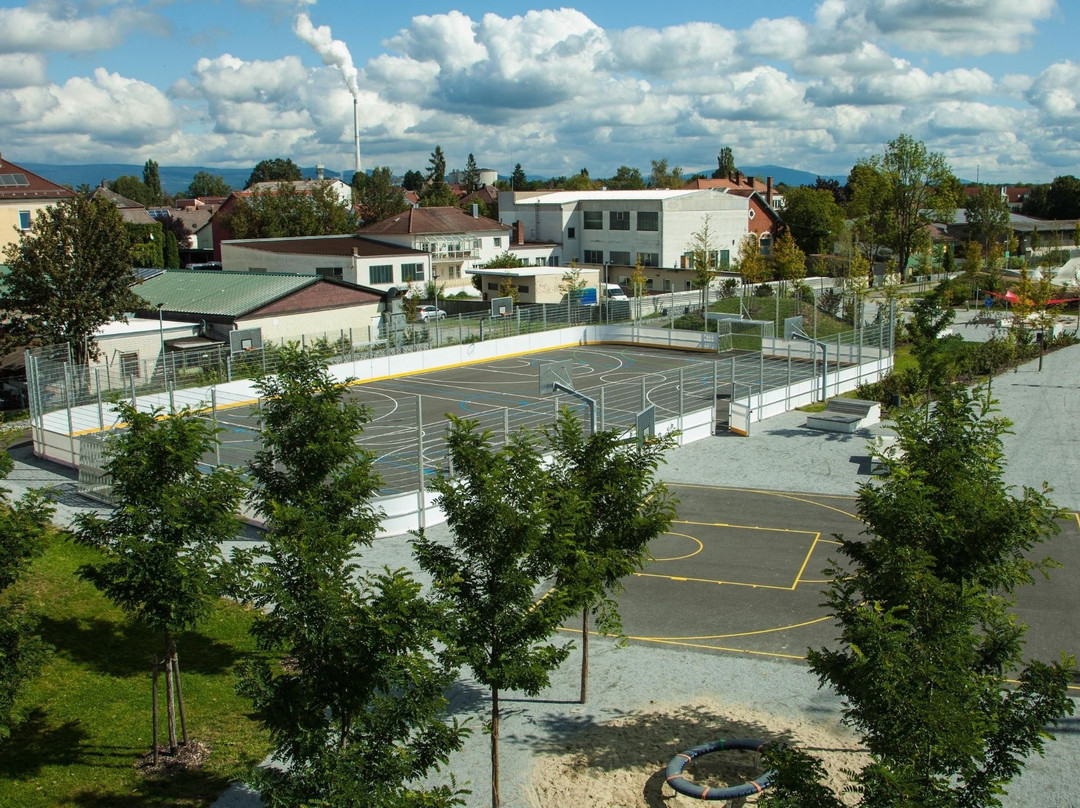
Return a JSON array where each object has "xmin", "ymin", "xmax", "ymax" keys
[{"xmin": 418, "ymin": 305, "xmax": 447, "ymax": 321}]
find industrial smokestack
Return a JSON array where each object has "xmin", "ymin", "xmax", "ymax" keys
[{"xmin": 353, "ymin": 96, "xmax": 361, "ymax": 177}]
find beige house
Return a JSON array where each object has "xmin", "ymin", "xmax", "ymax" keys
[
  {"xmin": 467, "ymin": 265, "xmax": 600, "ymax": 305},
  {"xmin": 0, "ymin": 152, "xmax": 75, "ymax": 258}
]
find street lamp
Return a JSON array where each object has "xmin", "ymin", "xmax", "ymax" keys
[
  {"xmin": 156, "ymin": 303, "xmax": 173, "ymax": 412},
  {"xmin": 433, "ymin": 273, "xmax": 440, "ymax": 347}
]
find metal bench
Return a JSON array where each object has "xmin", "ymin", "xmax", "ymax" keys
[{"xmin": 806, "ymin": 398, "xmax": 881, "ymax": 433}]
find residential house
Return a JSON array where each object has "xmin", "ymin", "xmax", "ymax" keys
[
  {"xmin": 467, "ymin": 265, "xmax": 600, "ymax": 305},
  {"xmin": 358, "ymin": 206, "xmax": 552, "ymax": 294},
  {"xmin": 220, "ymin": 234, "xmax": 432, "ymax": 291},
  {"xmin": 683, "ymin": 173, "xmax": 785, "ymax": 210},
  {"xmin": 0, "ymin": 152, "xmax": 75, "ymax": 257},
  {"xmin": 498, "ymin": 188, "xmax": 777, "ymax": 292}
]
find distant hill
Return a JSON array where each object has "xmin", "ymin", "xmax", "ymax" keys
[
  {"xmin": 685, "ymin": 164, "xmax": 848, "ymax": 187},
  {"xmin": 18, "ymin": 163, "xmax": 356, "ymax": 196}
]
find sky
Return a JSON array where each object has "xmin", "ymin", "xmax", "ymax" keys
[{"xmin": 0, "ymin": 0, "xmax": 1077, "ymax": 184}]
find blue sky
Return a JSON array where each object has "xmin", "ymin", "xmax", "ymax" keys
[{"xmin": 1, "ymin": 0, "xmax": 1077, "ymax": 183}]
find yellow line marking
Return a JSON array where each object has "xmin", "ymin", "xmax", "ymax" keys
[
  {"xmin": 792, "ymin": 534, "xmax": 821, "ymax": 587},
  {"xmin": 629, "ymin": 614, "xmax": 834, "ymax": 641},
  {"xmin": 633, "ymin": 571, "xmax": 798, "ymax": 591},
  {"xmin": 652, "ymin": 532, "xmax": 704, "ymax": 562},
  {"xmin": 672, "ymin": 519, "xmax": 818, "ymax": 536}
]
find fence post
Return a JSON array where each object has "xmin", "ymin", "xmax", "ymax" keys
[
  {"xmin": 61, "ymin": 369, "xmax": 76, "ymax": 466},
  {"xmin": 641, "ymin": 376, "xmax": 647, "ymax": 412},
  {"xmin": 503, "ymin": 407, "xmax": 510, "ymax": 445},
  {"xmin": 786, "ymin": 344, "xmax": 792, "ymax": 409},
  {"xmin": 226, "ymin": 354, "xmax": 233, "ymax": 383},
  {"xmin": 679, "ymin": 367, "xmax": 684, "ymax": 433},
  {"xmin": 759, "ymin": 349, "xmax": 764, "ymax": 417},
  {"xmin": 95, "ymin": 368, "xmax": 104, "ymax": 432},
  {"xmin": 168, "ymin": 353, "xmax": 176, "ymax": 413},
  {"xmin": 130, "ymin": 373, "xmax": 137, "ymax": 407},
  {"xmin": 599, "ymin": 386, "xmax": 605, "ymax": 432},
  {"xmin": 211, "ymin": 388, "xmax": 221, "ymax": 466},
  {"xmin": 417, "ymin": 395, "xmax": 425, "ymax": 531}
]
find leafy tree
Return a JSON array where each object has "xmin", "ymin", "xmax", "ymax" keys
[
  {"xmin": 942, "ymin": 243, "xmax": 955, "ymax": 275},
  {"xmin": 401, "ymin": 169, "xmax": 424, "ymax": 193},
  {"xmin": 184, "ymin": 170, "xmax": 232, "ymax": 199},
  {"xmin": 126, "ymin": 221, "xmax": 165, "ymax": 269},
  {"xmin": 649, "ymin": 158, "xmax": 684, "ymax": 189},
  {"xmin": 686, "ymin": 216, "xmax": 718, "ymax": 310},
  {"xmin": 510, "ymin": 163, "xmax": 528, "ymax": 191},
  {"xmin": 109, "ymin": 175, "xmax": 155, "ymax": 207},
  {"xmin": 629, "ymin": 260, "xmax": 648, "ymax": 298},
  {"xmin": 482, "ymin": 251, "xmax": 525, "ymax": 269},
  {"xmin": 906, "ymin": 295, "xmax": 962, "ymax": 394},
  {"xmin": 163, "ymin": 230, "xmax": 180, "ymax": 269},
  {"xmin": 854, "ymin": 134, "xmax": 959, "ymax": 276},
  {"xmin": 736, "ymin": 233, "xmax": 768, "ymax": 285},
  {"xmin": 560, "ymin": 265, "xmax": 587, "ymax": 322},
  {"xmin": 544, "ymin": 410, "xmax": 676, "ymax": 703},
  {"xmin": 0, "ymin": 428, "xmax": 54, "ymax": 741},
  {"xmin": 462, "ymin": 152, "xmax": 482, "ymax": 193},
  {"xmin": 771, "ymin": 229, "xmax": 807, "ymax": 295},
  {"xmin": 419, "ymin": 146, "xmax": 458, "ymax": 207},
  {"xmin": 497, "ymin": 276, "xmax": 519, "ymax": 305},
  {"xmin": 713, "ymin": 146, "xmax": 736, "ymax": 179},
  {"xmin": 563, "ymin": 169, "xmax": 596, "ymax": 191},
  {"xmin": 235, "ymin": 346, "xmax": 467, "ymax": 807},
  {"xmin": 846, "ymin": 161, "xmax": 893, "ymax": 265},
  {"xmin": 768, "ymin": 389, "xmax": 1075, "ymax": 808},
  {"xmin": 605, "ymin": 165, "xmax": 645, "ymax": 190},
  {"xmin": 1, "ymin": 194, "xmax": 139, "ymax": 363},
  {"xmin": 965, "ymin": 186, "xmax": 1011, "ymax": 249},
  {"xmin": 225, "ymin": 181, "xmax": 357, "ymax": 239},
  {"xmin": 1045, "ymin": 175, "xmax": 1080, "ymax": 220},
  {"xmin": 414, "ymin": 417, "xmax": 571, "ymax": 808},
  {"xmin": 782, "ymin": 186, "xmax": 845, "ymax": 255},
  {"xmin": 142, "ymin": 159, "xmax": 163, "ymax": 206},
  {"xmin": 814, "ymin": 175, "xmax": 848, "ymax": 206},
  {"xmin": 72, "ymin": 404, "xmax": 246, "ymax": 758},
  {"xmin": 247, "ymin": 157, "xmax": 302, "ymax": 188},
  {"xmin": 352, "ymin": 166, "xmax": 409, "ymax": 226}
]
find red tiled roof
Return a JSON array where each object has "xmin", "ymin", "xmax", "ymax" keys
[
  {"xmin": 0, "ymin": 153, "xmax": 75, "ymax": 201},
  {"xmin": 227, "ymin": 234, "xmax": 428, "ymax": 258},
  {"xmin": 358, "ymin": 206, "xmax": 508, "ymax": 235}
]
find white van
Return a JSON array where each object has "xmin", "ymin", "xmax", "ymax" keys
[{"xmin": 602, "ymin": 283, "xmax": 630, "ymax": 302}]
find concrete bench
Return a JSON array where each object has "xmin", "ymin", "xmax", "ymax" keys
[{"xmin": 806, "ymin": 398, "xmax": 881, "ymax": 433}]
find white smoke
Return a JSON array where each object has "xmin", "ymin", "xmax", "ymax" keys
[{"xmin": 293, "ymin": 12, "xmax": 359, "ymax": 97}]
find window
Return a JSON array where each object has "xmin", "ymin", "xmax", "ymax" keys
[
  {"xmin": 402, "ymin": 263, "xmax": 425, "ymax": 282},
  {"xmin": 248, "ymin": 267, "xmax": 267, "ymax": 273},
  {"xmin": 609, "ymin": 211, "xmax": 630, "ymax": 230},
  {"xmin": 534, "ymin": 257, "xmax": 545, "ymax": 265},
  {"xmin": 493, "ymin": 237, "xmax": 502, "ymax": 247},
  {"xmin": 316, "ymin": 267, "xmax": 343, "ymax": 279},
  {"xmin": 119, "ymin": 352, "xmax": 140, "ymax": 378},
  {"xmin": 370, "ymin": 264, "xmax": 392, "ymax": 284},
  {"xmin": 720, "ymin": 249, "xmax": 730, "ymax": 268},
  {"xmin": 609, "ymin": 251, "xmax": 631, "ymax": 265},
  {"xmin": 583, "ymin": 249, "xmax": 603, "ymax": 264},
  {"xmin": 487, "ymin": 282, "xmax": 501, "ymax": 291},
  {"xmin": 759, "ymin": 234, "xmax": 772, "ymax": 257},
  {"xmin": 567, "ymin": 227, "xmax": 576, "ymax": 239},
  {"xmin": 18, "ymin": 210, "xmax": 31, "ymax": 231},
  {"xmin": 447, "ymin": 265, "xmax": 461, "ymax": 279},
  {"xmin": 637, "ymin": 252, "xmax": 659, "ymax": 267},
  {"xmin": 583, "ymin": 211, "xmax": 602, "ymax": 230},
  {"xmin": 636, "ymin": 211, "xmax": 658, "ymax": 231}
]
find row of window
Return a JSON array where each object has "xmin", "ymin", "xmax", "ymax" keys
[
  {"xmin": 581, "ymin": 210, "xmax": 658, "ymax": 232},
  {"xmin": 582, "ymin": 250, "xmax": 660, "ymax": 267},
  {"xmin": 369, "ymin": 262, "xmax": 425, "ymax": 285}
]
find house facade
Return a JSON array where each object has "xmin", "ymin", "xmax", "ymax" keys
[
  {"xmin": 498, "ymin": 188, "xmax": 777, "ymax": 287},
  {"xmin": 0, "ymin": 152, "xmax": 75, "ymax": 257},
  {"xmin": 220, "ymin": 234, "xmax": 433, "ymax": 292}
]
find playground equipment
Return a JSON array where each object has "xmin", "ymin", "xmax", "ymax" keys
[{"xmin": 665, "ymin": 738, "xmax": 776, "ymax": 800}]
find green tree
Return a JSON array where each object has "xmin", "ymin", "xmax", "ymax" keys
[
  {"xmin": 142, "ymin": 159, "xmax": 163, "ymax": 206},
  {"xmin": 184, "ymin": 170, "xmax": 231, "ymax": 199},
  {"xmin": 1, "ymin": 194, "xmax": 139, "ymax": 363},
  {"xmin": 563, "ymin": 168, "xmax": 596, "ymax": 191},
  {"xmin": 906, "ymin": 294, "xmax": 962, "ymax": 394},
  {"xmin": 352, "ymin": 166, "xmax": 409, "ymax": 226},
  {"xmin": 414, "ymin": 417, "xmax": 571, "ymax": 808},
  {"xmin": 1045, "ymin": 175, "xmax": 1080, "ymax": 220},
  {"xmin": 771, "ymin": 229, "xmax": 807, "ymax": 296},
  {"xmin": 855, "ymin": 134, "xmax": 959, "ymax": 276},
  {"xmin": 736, "ymin": 233, "xmax": 768, "ymax": 285},
  {"xmin": 510, "ymin": 163, "xmax": 528, "ymax": 191},
  {"xmin": 686, "ymin": 216, "xmax": 718, "ymax": 310},
  {"xmin": 225, "ymin": 181, "xmax": 357, "ymax": 239},
  {"xmin": 109, "ymin": 175, "xmax": 155, "ymax": 206},
  {"xmin": 420, "ymin": 146, "xmax": 458, "ymax": 207},
  {"xmin": 560, "ymin": 265, "xmax": 587, "ymax": 322},
  {"xmin": 768, "ymin": 389, "xmax": 1075, "ymax": 808},
  {"xmin": 497, "ymin": 276, "xmax": 519, "ymax": 305},
  {"xmin": 235, "ymin": 346, "xmax": 467, "ymax": 807},
  {"xmin": 163, "ymin": 230, "xmax": 180, "ymax": 269},
  {"xmin": 72, "ymin": 404, "xmax": 246, "ymax": 758},
  {"xmin": 462, "ymin": 152, "xmax": 482, "ymax": 193},
  {"xmin": 713, "ymin": 146, "xmax": 736, "ymax": 179},
  {"xmin": 649, "ymin": 158, "xmax": 684, "ymax": 189},
  {"xmin": 781, "ymin": 186, "xmax": 845, "ymax": 255},
  {"xmin": 846, "ymin": 161, "xmax": 893, "ymax": 265},
  {"xmin": 247, "ymin": 157, "xmax": 302, "ymax": 188},
  {"xmin": 401, "ymin": 169, "xmax": 425, "ymax": 193},
  {"xmin": 605, "ymin": 165, "xmax": 645, "ymax": 190},
  {"xmin": 544, "ymin": 411, "xmax": 676, "ymax": 703},
  {"xmin": 0, "ymin": 428, "xmax": 54, "ymax": 741},
  {"xmin": 965, "ymin": 186, "xmax": 1011, "ymax": 250},
  {"xmin": 482, "ymin": 251, "xmax": 525, "ymax": 269}
]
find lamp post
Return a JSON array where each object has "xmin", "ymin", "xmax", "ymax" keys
[
  {"xmin": 156, "ymin": 303, "xmax": 173, "ymax": 412},
  {"xmin": 604, "ymin": 261, "xmax": 610, "ymax": 324},
  {"xmin": 433, "ymin": 273, "xmax": 440, "ymax": 347}
]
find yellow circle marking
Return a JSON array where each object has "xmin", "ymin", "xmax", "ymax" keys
[{"xmin": 651, "ymin": 531, "xmax": 703, "ymax": 562}]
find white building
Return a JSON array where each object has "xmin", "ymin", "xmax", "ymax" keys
[{"xmin": 498, "ymin": 189, "xmax": 763, "ymax": 272}]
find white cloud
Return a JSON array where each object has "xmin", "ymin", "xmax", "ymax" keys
[
  {"xmin": 0, "ymin": 3, "xmax": 164, "ymax": 54},
  {"xmin": 808, "ymin": 65, "xmax": 994, "ymax": 106},
  {"xmin": 815, "ymin": 0, "xmax": 1058, "ymax": 56},
  {"xmin": 608, "ymin": 23, "xmax": 741, "ymax": 79},
  {"xmin": 0, "ymin": 54, "xmax": 48, "ymax": 89},
  {"xmin": 1026, "ymin": 61, "xmax": 1080, "ymax": 123},
  {"xmin": 741, "ymin": 16, "xmax": 810, "ymax": 61}
]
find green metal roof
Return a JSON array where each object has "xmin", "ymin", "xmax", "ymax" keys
[{"xmin": 133, "ymin": 270, "xmax": 325, "ymax": 318}]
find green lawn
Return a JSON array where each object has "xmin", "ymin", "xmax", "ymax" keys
[{"xmin": 0, "ymin": 534, "xmax": 271, "ymax": 807}]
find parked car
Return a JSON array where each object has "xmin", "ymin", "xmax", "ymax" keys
[{"xmin": 418, "ymin": 305, "xmax": 447, "ymax": 321}]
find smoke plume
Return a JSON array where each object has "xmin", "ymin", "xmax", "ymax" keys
[{"xmin": 293, "ymin": 12, "xmax": 359, "ymax": 96}]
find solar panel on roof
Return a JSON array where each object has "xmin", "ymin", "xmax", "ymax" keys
[{"xmin": 0, "ymin": 174, "xmax": 30, "ymax": 187}]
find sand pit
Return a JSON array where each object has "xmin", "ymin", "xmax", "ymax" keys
[{"xmin": 528, "ymin": 698, "xmax": 867, "ymax": 807}]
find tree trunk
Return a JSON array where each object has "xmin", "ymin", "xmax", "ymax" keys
[
  {"xmin": 580, "ymin": 606, "xmax": 589, "ymax": 704},
  {"xmin": 491, "ymin": 687, "xmax": 500, "ymax": 808},
  {"xmin": 164, "ymin": 642, "xmax": 178, "ymax": 754},
  {"xmin": 151, "ymin": 656, "xmax": 159, "ymax": 765},
  {"xmin": 171, "ymin": 643, "xmax": 187, "ymax": 746}
]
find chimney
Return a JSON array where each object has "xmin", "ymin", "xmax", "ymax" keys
[
  {"xmin": 766, "ymin": 176, "xmax": 773, "ymax": 207},
  {"xmin": 736, "ymin": 171, "xmax": 744, "ymax": 186},
  {"xmin": 352, "ymin": 247, "xmax": 359, "ymax": 256},
  {"xmin": 316, "ymin": 165, "xmax": 324, "ymax": 181},
  {"xmin": 100, "ymin": 179, "xmax": 107, "ymax": 188},
  {"xmin": 472, "ymin": 203, "xmax": 478, "ymax": 218},
  {"xmin": 514, "ymin": 220, "xmax": 525, "ymax": 245}
]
